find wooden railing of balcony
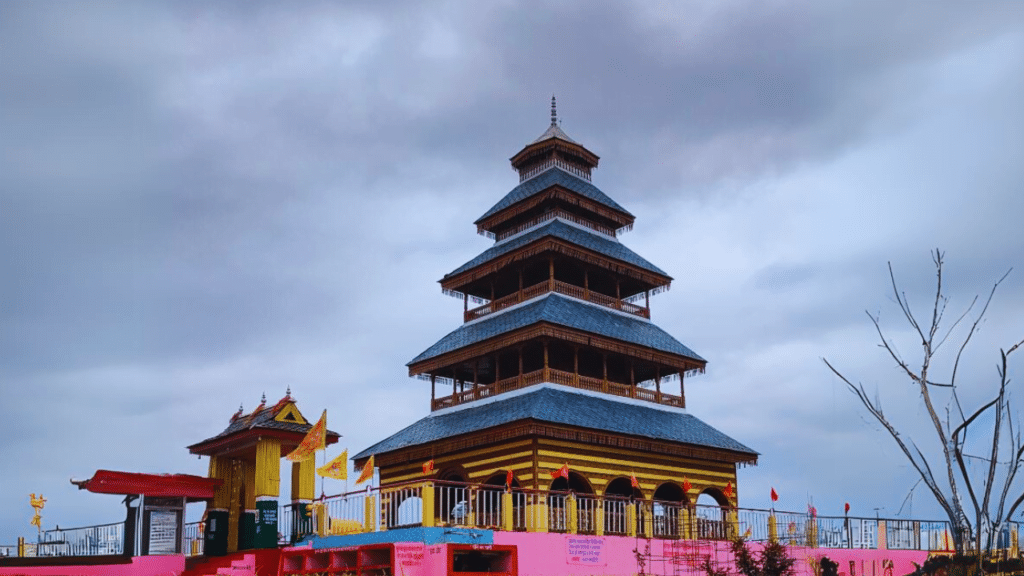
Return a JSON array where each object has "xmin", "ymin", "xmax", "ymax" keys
[
  {"xmin": 431, "ymin": 368, "xmax": 683, "ymax": 411},
  {"xmin": 464, "ymin": 279, "xmax": 650, "ymax": 322}
]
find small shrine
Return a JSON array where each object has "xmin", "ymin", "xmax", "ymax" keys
[
  {"xmin": 187, "ymin": 391, "xmax": 340, "ymax": 555},
  {"xmin": 354, "ymin": 99, "xmax": 757, "ymax": 531}
]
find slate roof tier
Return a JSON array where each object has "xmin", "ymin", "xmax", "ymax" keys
[
  {"xmin": 441, "ymin": 219, "xmax": 670, "ymax": 296},
  {"xmin": 188, "ymin": 397, "xmax": 340, "ymax": 457},
  {"xmin": 407, "ymin": 292, "xmax": 705, "ymax": 373},
  {"xmin": 353, "ymin": 385, "xmax": 757, "ymax": 464},
  {"xmin": 475, "ymin": 168, "xmax": 633, "ymax": 235}
]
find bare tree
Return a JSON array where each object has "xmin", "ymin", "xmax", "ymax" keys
[{"xmin": 824, "ymin": 250, "xmax": 1023, "ymax": 556}]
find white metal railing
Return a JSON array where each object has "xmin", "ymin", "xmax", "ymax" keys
[
  {"xmin": 39, "ymin": 522, "xmax": 123, "ymax": 556},
  {"xmin": 183, "ymin": 521, "xmax": 204, "ymax": 556},
  {"xmin": 547, "ymin": 493, "xmax": 568, "ymax": 533},
  {"xmin": 381, "ymin": 484, "xmax": 423, "ymax": 529}
]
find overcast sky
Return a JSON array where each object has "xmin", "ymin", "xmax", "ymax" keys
[{"xmin": 2, "ymin": 1, "xmax": 1023, "ymax": 541}]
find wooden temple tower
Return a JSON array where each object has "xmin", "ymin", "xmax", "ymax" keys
[{"xmin": 355, "ymin": 99, "xmax": 756, "ymax": 523}]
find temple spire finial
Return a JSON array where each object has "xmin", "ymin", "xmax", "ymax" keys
[
  {"xmin": 261, "ymin": 392, "xmax": 266, "ymax": 404},
  {"xmin": 286, "ymin": 385, "xmax": 292, "ymax": 397},
  {"xmin": 550, "ymin": 94, "xmax": 557, "ymax": 126}
]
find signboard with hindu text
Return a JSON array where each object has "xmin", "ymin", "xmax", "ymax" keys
[{"xmin": 565, "ymin": 535, "xmax": 606, "ymax": 566}]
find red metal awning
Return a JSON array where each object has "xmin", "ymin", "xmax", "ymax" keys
[{"xmin": 72, "ymin": 470, "xmax": 221, "ymax": 501}]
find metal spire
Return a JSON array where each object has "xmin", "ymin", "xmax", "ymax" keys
[
  {"xmin": 286, "ymin": 385, "xmax": 292, "ymax": 397},
  {"xmin": 550, "ymin": 95, "xmax": 557, "ymax": 126},
  {"xmin": 261, "ymin": 392, "xmax": 266, "ymax": 404}
]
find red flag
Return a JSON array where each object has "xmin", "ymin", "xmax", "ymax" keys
[
  {"xmin": 505, "ymin": 470, "xmax": 513, "ymax": 489},
  {"xmin": 682, "ymin": 477, "xmax": 692, "ymax": 493},
  {"xmin": 630, "ymin": 474, "xmax": 640, "ymax": 489},
  {"xmin": 723, "ymin": 481, "xmax": 733, "ymax": 498},
  {"xmin": 550, "ymin": 463, "xmax": 569, "ymax": 480},
  {"xmin": 771, "ymin": 487, "xmax": 778, "ymax": 502},
  {"xmin": 845, "ymin": 502, "xmax": 850, "ymax": 514},
  {"xmin": 422, "ymin": 460, "xmax": 434, "ymax": 475}
]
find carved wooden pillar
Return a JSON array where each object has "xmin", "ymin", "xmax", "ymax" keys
[
  {"xmin": 473, "ymin": 361, "xmax": 479, "ymax": 399},
  {"xmin": 584, "ymin": 270, "xmax": 589, "ymax": 300},
  {"xmin": 548, "ymin": 257, "xmax": 555, "ymax": 291},
  {"xmin": 655, "ymin": 367, "xmax": 661, "ymax": 402},
  {"xmin": 543, "ymin": 341, "xmax": 550, "ymax": 382},
  {"xmin": 602, "ymin": 353, "xmax": 609, "ymax": 393},
  {"xmin": 573, "ymin": 346, "xmax": 579, "ymax": 385},
  {"xmin": 518, "ymin": 347, "xmax": 524, "ymax": 387}
]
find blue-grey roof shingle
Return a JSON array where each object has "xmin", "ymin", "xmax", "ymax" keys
[
  {"xmin": 476, "ymin": 168, "xmax": 632, "ymax": 223},
  {"xmin": 353, "ymin": 386, "xmax": 757, "ymax": 459},
  {"xmin": 408, "ymin": 293, "xmax": 704, "ymax": 366},
  {"xmin": 444, "ymin": 219, "xmax": 667, "ymax": 280}
]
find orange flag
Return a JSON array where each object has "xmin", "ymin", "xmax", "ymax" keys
[
  {"xmin": 550, "ymin": 463, "xmax": 569, "ymax": 480},
  {"xmin": 285, "ymin": 410, "xmax": 326, "ymax": 462},
  {"xmin": 505, "ymin": 470, "xmax": 514, "ymax": 489},
  {"xmin": 771, "ymin": 487, "xmax": 778, "ymax": 502},
  {"xmin": 356, "ymin": 455, "xmax": 375, "ymax": 485},
  {"xmin": 630, "ymin": 474, "xmax": 640, "ymax": 489},
  {"xmin": 682, "ymin": 477, "xmax": 692, "ymax": 493},
  {"xmin": 422, "ymin": 460, "xmax": 434, "ymax": 475},
  {"xmin": 723, "ymin": 481, "xmax": 733, "ymax": 499}
]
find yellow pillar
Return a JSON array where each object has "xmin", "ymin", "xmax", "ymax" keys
[
  {"xmin": 567, "ymin": 495, "xmax": 578, "ymax": 534},
  {"xmin": 627, "ymin": 503, "xmax": 638, "ymax": 538},
  {"xmin": 314, "ymin": 503, "xmax": 327, "ymax": 537},
  {"xmin": 1011, "ymin": 526, "xmax": 1019, "ymax": 559},
  {"xmin": 527, "ymin": 499, "xmax": 548, "ymax": 532},
  {"xmin": 501, "ymin": 492, "xmax": 514, "ymax": 532},
  {"xmin": 467, "ymin": 488, "xmax": 476, "ymax": 527},
  {"xmin": 364, "ymin": 495, "xmax": 377, "ymax": 533},
  {"xmin": 642, "ymin": 503, "xmax": 653, "ymax": 538},
  {"xmin": 807, "ymin": 517, "xmax": 818, "ymax": 548},
  {"xmin": 768, "ymin": 514, "xmax": 778, "ymax": 543},
  {"xmin": 728, "ymin": 508, "xmax": 740, "ymax": 541},
  {"xmin": 422, "ymin": 483, "xmax": 435, "ymax": 528},
  {"xmin": 291, "ymin": 459, "xmax": 315, "ymax": 501},
  {"xmin": 254, "ymin": 438, "xmax": 281, "ymax": 498},
  {"xmin": 227, "ymin": 460, "xmax": 243, "ymax": 553},
  {"xmin": 17, "ymin": 537, "xmax": 24, "ymax": 557},
  {"xmin": 595, "ymin": 494, "xmax": 605, "ymax": 537}
]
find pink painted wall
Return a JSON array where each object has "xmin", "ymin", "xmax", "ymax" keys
[
  {"xmin": 494, "ymin": 532, "xmax": 930, "ymax": 576},
  {"xmin": 0, "ymin": 555, "xmax": 185, "ymax": 576}
]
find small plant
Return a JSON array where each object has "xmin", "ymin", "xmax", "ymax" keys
[{"xmin": 704, "ymin": 538, "xmax": 796, "ymax": 576}]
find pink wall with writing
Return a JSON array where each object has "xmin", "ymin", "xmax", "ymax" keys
[
  {"xmin": 494, "ymin": 532, "xmax": 930, "ymax": 576},
  {"xmin": 0, "ymin": 555, "xmax": 185, "ymax": 576}
]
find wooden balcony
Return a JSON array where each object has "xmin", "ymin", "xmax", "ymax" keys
[
  {"xmin": 464, "ymin": 279, "xmax": 650, "ymax": 322},
  {"xmin": 430, "ymin": 367, "xmax": 684, "ymax": 411}
]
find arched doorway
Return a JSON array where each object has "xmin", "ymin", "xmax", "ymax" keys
[
  {"xmin": 548, "ymin": 472, "xmax": 594, "ymax": 533},
  {"xmin": 603, "ymin": 477, "xmax": 643, "ymax": 536},
  {"xmin": 652, "ymin": 482, "xmax": 687, "ymax": 538},
  {"xmin": 695, "ymin": 489, "xmax": 732, "ymax": 540},
  {"xmin": 476, "ymin": 472, "xmax": 520, "ymax": 529},
  {"xmin": 436, "ymin": 467, "xmax": 470, "ymax": 526}
]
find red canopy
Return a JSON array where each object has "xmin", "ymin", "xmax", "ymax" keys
[{"xmin": 73, "ymin": 470, "xmax": 221, "ymax": 501}]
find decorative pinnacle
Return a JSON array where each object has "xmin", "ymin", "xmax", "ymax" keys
[
  {"xmin": 238, "ymin": 403, "xmax": 243, "ymax": 412},
  {"xmin": 261, "ymin": 392, "xmax": 266, "ymax": 404},
  {"xmin": 286, "ymin": 385, "xmax": 291, "ymax": 397},
  {"xmin": 551, "ymin": 95, "xmax": 557, "ymax": 126}
]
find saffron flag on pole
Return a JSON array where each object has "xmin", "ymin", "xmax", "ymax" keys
[
  {"xmin": 422, "ymin": 460, "xmax": 434, "ymax": 475},
  {"xmin": 682, "ymin": 477, "xmax": 691, "ymax": 493},
  {"xmin": 505, "ymin": 470, "xmax": 514, "ymax": 489},
  {"xmin": 723, "ymin": 481, "xmax": 733, "ymax": 498},
  {"xmin": 550, "ymin": 463, "xmax": 569, "ymax": 480},
  {"xmin": 356, "ymin": 455, "xmax": 375, "ymax": 485},
  {"xmin": 630, "ymin": 474, "xmax": 640, "ymax": 489},
  {"xmin": 285, "ymin": 410, "xmax": 327, "ymax": 462},
  {"xmin": 316, "ymin": 449, "xmax": 348, "ymax": 480},
  {"xmin": 844, "ymin": 502, "xmax": 850, "ymax": 514},
  {"xmin": 771, "ymin": 487, "xmax": 778, "ymax": 502}
]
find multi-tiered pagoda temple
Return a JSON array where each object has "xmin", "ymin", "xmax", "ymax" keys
[{"xmin": 355, "ymin": 99, "xmax": 756, "ymax": 515}]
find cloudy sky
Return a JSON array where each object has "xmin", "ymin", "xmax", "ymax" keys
[{"xmin": 2, "ymin": 1, "xmax": 1023, "ymax": 541}]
